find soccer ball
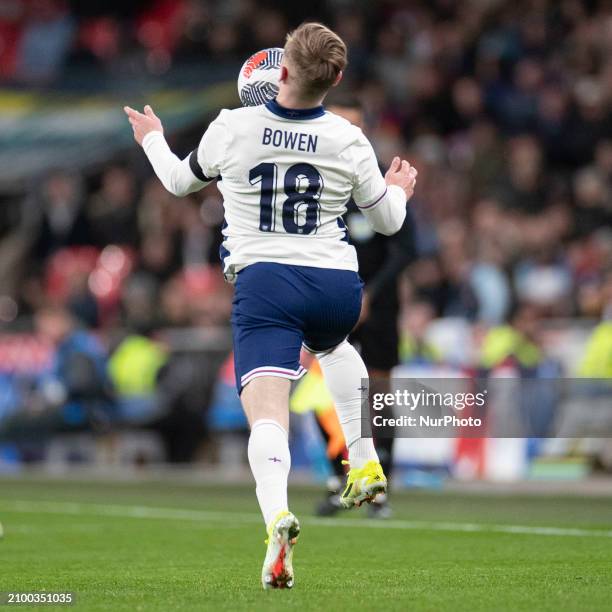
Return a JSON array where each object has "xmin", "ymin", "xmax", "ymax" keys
[{"xmin": 237, "ymin": 48, "xmax": 283, "ymax": 107}]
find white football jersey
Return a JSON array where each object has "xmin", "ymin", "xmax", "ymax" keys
[{"xmin": 191, "ymin": 99, "xmax": 390, "ymax": 281}]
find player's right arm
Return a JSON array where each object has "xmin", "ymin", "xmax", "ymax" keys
[
  {"xmin": 124, "ymin": 105, "xmax": 228, "ymax": 197},
  {"xmin": 350, "ymin": 132, "xmax": 417, "ymax": 236}
]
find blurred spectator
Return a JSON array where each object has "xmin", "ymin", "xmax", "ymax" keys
[
  {"xmin": 159, "ymin": 276, "xmax": 191, "ymax": 328},
  {"xmin": 0, "ymin": 0, "xmax": 24, "ymax": 80},
  {"xmin": 87, "ymin": 166, "xmax": 139, "ymax": 248},
  {"xmin": 579, "ymin": 268, "xmax": 612, "ymax": 378},
  {"xmin": 120, "ymin": 272, "xmax": 160, "ymax": 334},
  {"xmin": 108, "ymin": 332, "xmax": 167, "ymax": 422},
  {"xmin": 35, "ymin": 304, "xmax": 113, "ymax": 428},
  {"xmin": 399, "ymin": 301, "xmax": 440, "ymax": 365},
  {"xmin": 30, "ymin": 170, "xmax": 91, "ymax": 261},
  {"xmin": 573, "ymin": 166, "xmax": 612, "ymax": 238},
  {"xmin": 65, "ymin": 268, "xmax": 99, "ymax": 328},
  {"xmin": 137, "ymin": 231, "xmax": 181, "ymax": 283},
  {"xmin": 493, "ymin": 135, "xmax": 549, "ymax": 213},
  {"xmin": 14, "ymin": 0, "xmax": 75, "ymax": 83},
  {"xmin": 481, "ymin": 302, "xmax": 543, "ymax": 369}
]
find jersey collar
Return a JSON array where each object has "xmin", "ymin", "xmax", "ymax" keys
[{"xmin": 265, "ymin": 98, "xmax": 325, "ymax": 120}]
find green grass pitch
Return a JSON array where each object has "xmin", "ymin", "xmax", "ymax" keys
[{"xmin": 1, "ymin": 477, "xmax": 612, "ymax": 611}]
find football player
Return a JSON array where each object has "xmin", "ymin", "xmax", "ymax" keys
[{"xmin": 125, "ymin": 22, "xmax": 417, "ymax": 590}]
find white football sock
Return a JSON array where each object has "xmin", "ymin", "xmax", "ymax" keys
[
  {"xmin": 317, "ymin": 340, "xmax": 379, "ymax": 469},
  {"xmin": 247, "ymin": 419, "xmax": 291, "ymax": 527}
]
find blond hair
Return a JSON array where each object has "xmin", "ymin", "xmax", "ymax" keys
[{"xmin": 284, "ymin": 22, "xmax": 347, "ymax": 97}]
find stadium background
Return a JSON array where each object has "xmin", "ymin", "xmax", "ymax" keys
[{"xmin": 1, "ymin": 0, "xmax": 611, "ymax": 481}]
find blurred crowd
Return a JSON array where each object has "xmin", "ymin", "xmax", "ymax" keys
[
  {"xmin": 0, "ymin": 0, "xmax": 610, "ymax": 315},
  {"xmin": 0, "ymin": 0, "xmax": 324, "ymax": 83},
  {"xmin": 1, "ymin": 0, "xmax": 612, "ymax": 461},
  {"xmin": 1, "ymin": 166, "xmax": 231, "ymax": 330}
]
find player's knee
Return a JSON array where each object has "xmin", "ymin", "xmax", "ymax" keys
[
  {"xmin": 241, "ymin": 376, "xmax": 291, "ymax": 429},
  {"xmin": 320, "ymin": 340, "xmax": 368, "ymax": 377}
]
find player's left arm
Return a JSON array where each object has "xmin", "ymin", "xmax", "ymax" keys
[
  {"xmin": 350, "ymin": 131, "xmax": 416, "ymax": 236},
  {"xmin": 124, "ymin": 105, "xmax": 209, "ymax": 197}
]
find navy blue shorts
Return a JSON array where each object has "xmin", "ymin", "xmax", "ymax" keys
[{"xmin": 231, "ymin": 262, "xmax": 363, "ymax": 394}]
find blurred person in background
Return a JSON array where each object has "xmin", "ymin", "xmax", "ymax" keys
[
  {"xmin": 480, "ymin": 300, "xmax": 561, "ymax": 437},
  {"xmin": 578, "ymin": 267, "xmax": 612, "ymax": 471},
  {"xmin": 572, "ymin": 166, "xmax": 612, "ymax": 238},
  {"xmin": 87, "ymin": 165, "xmax": 139, "ymax": 248},
  {"xmin": 65, "ymin": 268, "xmax": 99, "ymax": 329},
  {"xmin": 35, "ymin": 305, "xmax": 113, "ymax": 429},
  {"xmin": 158, "ymin": 276, "xmax": 191, "ymax": 328},
  {"xmin": 14, "ymin": 0, "xmax": 75, "ymax": 83},
  {"xmin": 436, "ymin": 218, "xmax": 479, "ymax": 320},
  {"xmin": 136, "ymin": 231, "xmax": 181, "ymax": 283},
  {"xmin": 108, "ymin": 329, "xmax": 167, "ymax": 425},
  {"xmin": 119, "ymin": 273, "xmax": 160, "ymax": 334},
  {"xmin": 30, "ymin": 169, "xmax": 91, "ymax": 262},
  {"xmin": 580, "ymin": 268, "xmax": 612, "ymax": 379},
  {"xmin": 493, "ymin": 135, "xmax": 550, "ymax": 214},
  {"xmin": 399, "ymin": 300, "xmax": 440, "ymax": 365},
  {"xmin": 0, "ymin": 304, "xmax": 114, "ymax": 445},
  {"xmin": 481, "ymin": 301, "xmax": 543, "ymax": 371}
]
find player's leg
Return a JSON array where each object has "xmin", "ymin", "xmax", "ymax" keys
[
  {"xmin": 301, "ymin": 267, "xmax": 386, "ymax": 508},
  {"xmin": 316, "ymin": 341, "xmax": 387, "ymax": 507},
  {"xmin": 241, "ymin": 376, "xmax": 299, "ymax": 589},
  {"xmin": 350, "ymin": 302, "xmax": 400, "ymax": 518},
  {"xmin": 231, "ymin": 263, "xmax": 307, "ymax": 589},
  {"xmin": 316, "ymin": 340, "xmax": 378, "ymax": 468},
  {"xmin": 241, "ymin": 376, "xmax": 291, "ymax": 525}
]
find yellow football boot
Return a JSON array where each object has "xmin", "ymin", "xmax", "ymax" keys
[{"xmin": 340, "ymin": 460, "xmax": 387, "ymax": 508}]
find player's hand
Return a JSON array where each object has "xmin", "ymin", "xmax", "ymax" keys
[
  {"xmin": 385, "ymin": 156, "xmax": 417, "ymax": 200},
  {"xmin": 124, "ymin": 105, "xmax": 163, "ymax": 146}
]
